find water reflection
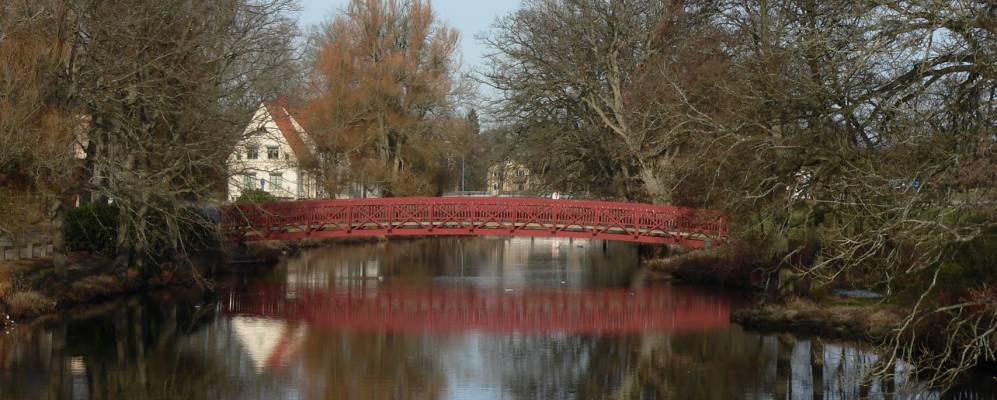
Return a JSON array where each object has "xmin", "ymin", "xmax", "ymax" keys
[
  {"xmin": 0, "ymin": 237, "xmax": 993, "ymax": 399},
  {"xmin": 224, "ymin": 284, "xmax": 731, "ymax": 334}
]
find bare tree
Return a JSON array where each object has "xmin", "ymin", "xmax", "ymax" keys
[
  {"xmin": 2, "ymin": 0, "xmax": 300, "ymax": 277},
  {"xmin": 73, "ymin": 0, "xmax": 300, "ymax": 273},
  {"xmin": 697, "ymin": 0, "xmax": 995, "ymax": 386},
  {"xmin": 0, "ymin": 0, "xmax": 85, "ymax": 274},
  {"xmin": 486, "ymin": 0, "xmax": 995, "ymax": 387},
  {"xmin": 484, "ymin": 0, "xmax": 713, "ymax": 202}
]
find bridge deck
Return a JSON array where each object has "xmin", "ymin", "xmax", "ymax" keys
[{"xmin": 222, "ymin": 197, "xmax": 727, "ymax": 247}]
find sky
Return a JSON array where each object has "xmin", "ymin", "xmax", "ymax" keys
[{"xmin": 295, "ymin": 0, "xmax": 521, "ymax": 74}]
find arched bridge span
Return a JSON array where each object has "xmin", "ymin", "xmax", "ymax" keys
[{"xmin": 221, "ymin": 197, "xmax": 727, "ymax": 247}]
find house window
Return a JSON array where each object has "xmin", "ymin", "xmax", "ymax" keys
[
  {"xmin": 284, "ymin": 152, "xmax": 290, "ymax": 160},
  {"xmin": 270, "ymin": 172, "xmax": 283, "ymax": 191},
  {"xmin": 267, "ymin": 146, "xmax": 280, "ymax": 160},
  {"xmin": 235, "ymin": 152, "xmax": 242, "ymax": 161},
  {"xmin": 247, "ymin": 146, "xmax": 259, "ymax": 160},
  {"xmin": 243, "ymin": 173, "xmax": 256, "ymax": 189}
]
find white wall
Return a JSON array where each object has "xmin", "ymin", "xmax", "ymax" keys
[{"xmin": 227, "ymin": 105, "xmax": 319, "ymax": 201}]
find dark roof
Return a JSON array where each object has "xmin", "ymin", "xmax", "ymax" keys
[{"xmin": 264, "ymin": 102, "xmax": 315, "ymax": 165}]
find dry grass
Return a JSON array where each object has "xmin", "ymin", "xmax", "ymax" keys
[
  {"xmin": 67, "ymin": 274, "xmax": 123, "ymax": 303},
  {"xmin": 0, "ymin": 265, "xmax": 12, "ymax": 300},
  {"xmin": 735, "ymin": 296, "xmax": 904, "ymax": 340},
  {"xmin": 6, "ymin": 291, "xmax": 56, "ymax": 319},
  {"xmin": 0, "ymin": 190, "xmax": 48, "ymax": 238}
]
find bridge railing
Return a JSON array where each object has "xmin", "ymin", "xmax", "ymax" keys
[{"xmin": 221, "ymin": 197, "xmax": 728, "ymax": 245}]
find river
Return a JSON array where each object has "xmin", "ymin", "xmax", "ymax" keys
[{"xmin": 0, "ymin": 237, "xmax": 993, "ymax": 399}]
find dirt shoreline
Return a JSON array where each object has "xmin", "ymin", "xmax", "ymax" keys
[
  {"xmin": 641, "ymin": 249, "xmax": 904, "ymax": 343},
  {"xmin": 729, "ymin": 299, "xmax": 903, "ymax": 342},
  {"xmin": 0, "ymin": 255, "xmax": 209, "ymax": 327}
]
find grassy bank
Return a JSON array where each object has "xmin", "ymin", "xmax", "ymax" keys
[
  {"xmin": 730, "ymin": 297, "xmax": 903, "ymax": 341},
  {"xmin": 643, "ymin": 249, "xmax": 908, "ymax": 340},
  {"xmin": 643, "ymin": 249, "xmax": 762, "ymax": 289},
  {"xmin": 0, "ymin": 252, "xmax": 206, "ymax": 324}
]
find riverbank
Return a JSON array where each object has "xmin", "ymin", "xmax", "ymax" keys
[
  {"xmin": 642, "ymin": 249, "xmax": 905, "ymax": 343},
  {"xmin": 0, "ymin": 235, "xmax": 446, "ymax": 327},
  {"xmin": 642, "ymin": 248, "xmax": 762, "ymax": 289},
  {"xmin": 0, "ymin": 253, "xmax": 206, "ymax": 326},
  {"xmin": 730, "ymin": 297, "xmax": 903, "ymax": 340}
]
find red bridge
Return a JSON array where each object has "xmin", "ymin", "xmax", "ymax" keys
[
  {"xmin": 223, "ymin": 284, "xmax": 731, "ymax": 334},
  {"xmin": 221, "ymin": 197, "xmax": 727, "ymax": 247}
]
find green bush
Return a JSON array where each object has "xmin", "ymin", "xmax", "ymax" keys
[
  {"xmin": 65, "ymin": 202, "xmax": 221, "ymax": 260},
  {"xmin": 152, "ymin": 208, "xmax": 220, "ymax": 258},
  {"xmin": 938, "ymin": 229, "xmax": 997, "ymax": 291},
  {"xmin": 65, "ymin": 202, "xmax": 119, "ymax": 255},
  {"xmin": 235, "ymin": 189, "xmax": 277, "ymax": 204}
]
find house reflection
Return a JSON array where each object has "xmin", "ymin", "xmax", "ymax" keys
[{"xmin": 277, "ymin": 237, "xmax": 637, "ymax": 294}]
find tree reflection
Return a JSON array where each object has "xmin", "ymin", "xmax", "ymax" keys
[
  {"xmin": 297, "ymin": 331, "xmax": 444, "ymax": 400},
  {"xmin": 0, "ymin": 292, "xmax": 237, "ymax": 400},
  {"xmin": 496, "ymin": 334, "xmax": 639, "ymax": 399}
]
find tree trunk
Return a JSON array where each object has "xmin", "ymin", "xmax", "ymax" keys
[
  {"xmin": 638, "ymin": 160, "xmax": 669, "ymax": 203},
  {"xmin": 114, "ymin": 207, "xmax": 132, "ymax": 270},
  {"xmin": 114, "ymin": 153, "xmax": 135, "ymax": 270},
  {"xmin": 133, "ymin": 194, "xmax": 149, "ymax": 272},
  {"xmin": 50, "ymin": 196, "xmax": 70, "ymax": 280}
]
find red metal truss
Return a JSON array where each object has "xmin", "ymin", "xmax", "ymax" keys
[{"xmin": 220, "ymin": 197, "xmax": 728, "ymax": 247}]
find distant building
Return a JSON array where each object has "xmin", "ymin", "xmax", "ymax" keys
[
  {"xmin": 228, "ymin": 100, "xmax": 321, "ymax": 201},
  {"xmin": 487, "ymin": 161, "xmax": 534, "ymax": 195}
]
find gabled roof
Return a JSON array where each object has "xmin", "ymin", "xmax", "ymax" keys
[{"xmin": 263, "ymin": 100, "xmax": 315, "ymax": 165}]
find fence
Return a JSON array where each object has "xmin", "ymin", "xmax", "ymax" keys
[{"xmin": 0, "ymin": 241, "xmax": 54, "ymax": 261}]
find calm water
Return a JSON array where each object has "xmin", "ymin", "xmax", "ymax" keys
[{"xmin": 0, "ymin": 237, "xmax": 993, "ymax": 399}]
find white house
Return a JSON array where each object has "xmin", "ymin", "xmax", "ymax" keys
[
  {"xmin": 228, "ymin": 100, "xmax": 321, "ymax": 201},
  {"xmin": 487, "ymin": 161, "xmax": 534, "ymax": 195}
]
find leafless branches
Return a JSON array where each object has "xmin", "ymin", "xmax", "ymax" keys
[
  {"xmin": 486, "ymin": 0, "xmax": 995, "ymax": 386},
  {"xmin": 1, "ymin": 0, "xmax": 300, "ymax": 273}
]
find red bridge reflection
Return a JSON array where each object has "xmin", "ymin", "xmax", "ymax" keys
[{"xmin": 222, "ymin": 284, "xmax": 731, "ymax": 334}]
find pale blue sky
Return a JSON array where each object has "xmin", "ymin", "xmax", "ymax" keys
[{"xmin": 295, "ymin": 0, "xmax": 521, "ymax": 73}]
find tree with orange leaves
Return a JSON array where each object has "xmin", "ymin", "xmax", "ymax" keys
[{"xmin": 304, "ymin": 0, "xmax": 464, "ymax": 196}]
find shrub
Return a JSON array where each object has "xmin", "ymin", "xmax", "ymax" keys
[
  {"xmin": 146, "ymin": 207, "xmax": 221, "ymax": 260},
  {"xmin": 65, "ymin": 202, "xmax": 119, "ymax": 255},
  {"xmin": 6, "ymin": 291, "xmax": 56, "ymax": 319},
  {"xmin": 67, "ymin": 275, "xmax": 123, "ymax": 302},
  {"xmin": 0, "ymin": 267, "xmax": 12, "ymax": 300},
  {"xmin": 236, "ymin": 189, "xmax": 277, "ymax": 204},
  {"xmin": 64, "ymin": 201, "xmax": 224, "ymax": 262}
]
